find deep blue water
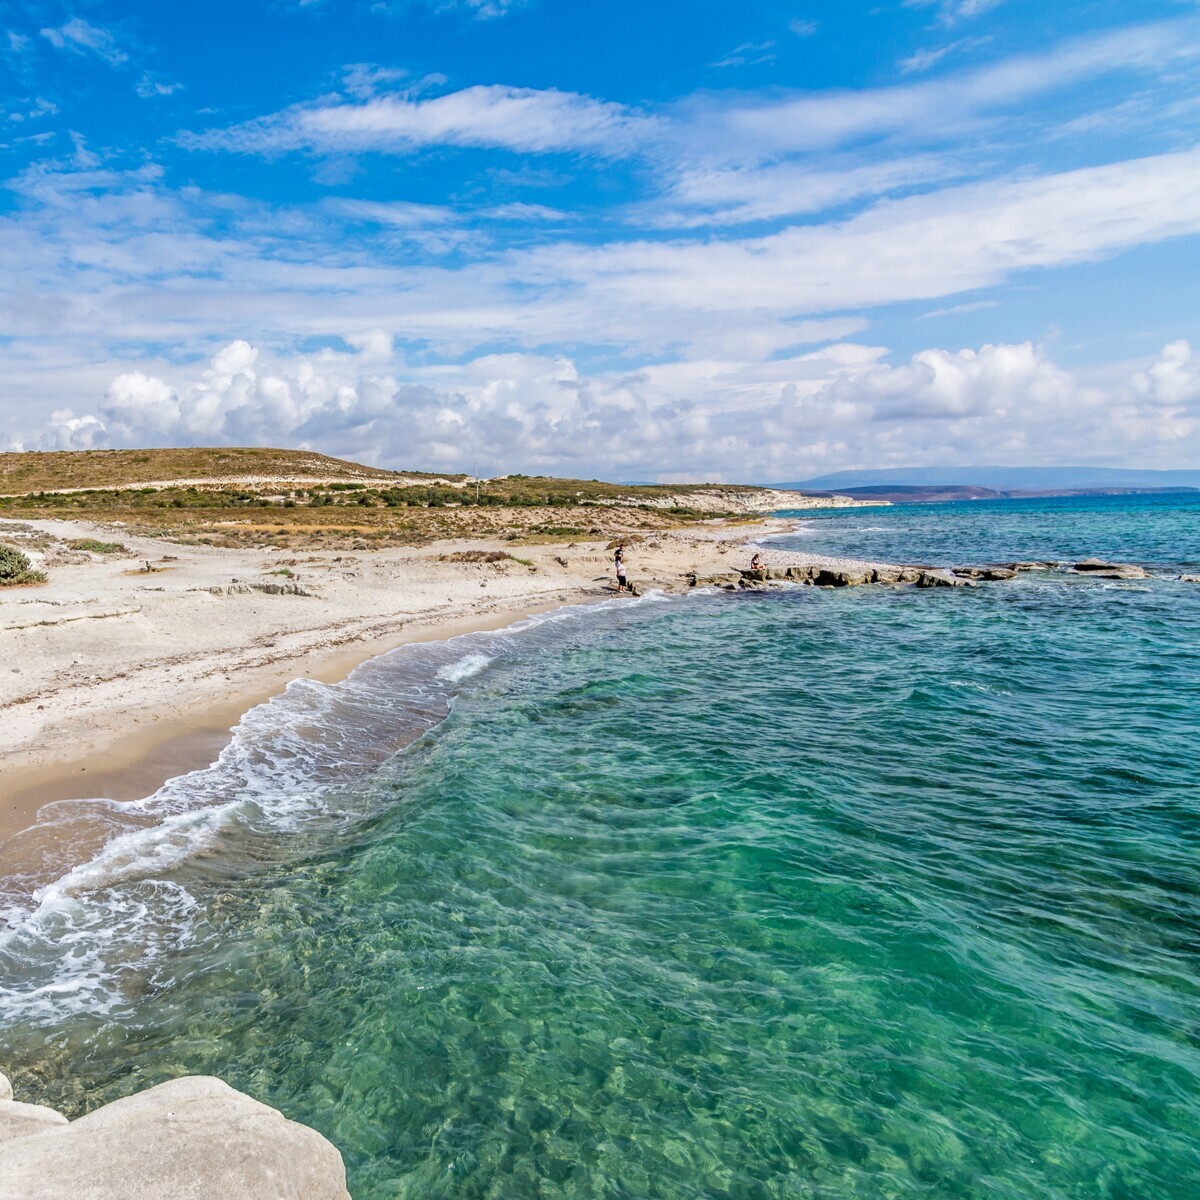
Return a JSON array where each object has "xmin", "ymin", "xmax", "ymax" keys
[
  {"xmin": 774, "ymin": 491, "xmax": 1200, "ymax": 572},
  {"xmin": 1, "ymin": 493, "xmax": 1198, "ymax": 1199}
]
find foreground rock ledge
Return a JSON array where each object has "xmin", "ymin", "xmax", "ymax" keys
[{"xmin": 0, "ymin": 1070, "xmax": 350, "ymax": 1200}]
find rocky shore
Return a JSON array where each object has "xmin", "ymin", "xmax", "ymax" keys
[
  {"xmin": 693, "ymin": 554, "xmax": 1181, "ymax": 591},
  {"xmin": 0, "ymin": 1068, "xmax": 349, "ymax": 1200}
]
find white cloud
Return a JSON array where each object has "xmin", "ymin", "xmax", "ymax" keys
[
  {"xmin": 899, "ymin": 36, "xmax": 989, "ymax": 75},
  {"xmin": 711, "ymin": 41, "xmax": 776, "ymax": 70},
  {"xmin": 920, "ymin": 300, "xmax": 1000, "ymax": 319},
  {"xmin": 136, "ymin": 73, "xmax": 183, "ymax": 99},
  {"xmin": 40, "ymin": 18, "xmax": 128, "ymax": 67},
  {"xmin": 646, "ymin": 154, "xmax": 956, "ymax": 227},
  {"xmin": 526, "ymin": 149, "xmax": 1200, "ymax": 322},
  {"xmin": 789, "ymin": 19, "xmax": 818, "ymax": 38},
  {"xmin": 1134, "ymin": 339, "xmax": 1200, "ymax": 406},
  {"xmin": 906, "ymin": 0, "xmax": 1005, "ymax": 28},
  {"xmin": 708, "ymin": 21, "xmax": 1199, "ymax": 156},
  {"xmin": 12, "ymin": 337, "xmax": 1200, "ymax": 480},
  {"xmin": 196, "ymin": 84, "xmax": 655, "ymax": 158},
  {"xmin": 366, "ymin": 0, "xmax": 529, "ymax": 18}
]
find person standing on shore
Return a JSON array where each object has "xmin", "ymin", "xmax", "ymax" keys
[{"xmin": 615, "ymin": 544, "xmax": 628, "ymax": 592}]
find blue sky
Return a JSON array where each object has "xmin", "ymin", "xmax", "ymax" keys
[{"xmin": 2, "ymin": 0, "xmax": 1199, "ymax": 480}]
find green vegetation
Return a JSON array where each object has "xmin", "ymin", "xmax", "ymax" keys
[
  {"xmin": 0, "ymin": 544, "xmax": 46, "ymax": 585},
  {"xmin": 0, "ymin": 449, "xmax": 764, "ymax": 549},
  {"xmin": 68, "ymin": 538, "xmax": 127, "ymax": 554}
]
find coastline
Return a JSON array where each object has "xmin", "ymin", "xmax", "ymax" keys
[
  {"xmin": 0, "ymin": 507, "xmax": 908, "ymax": 907},
  {"xmin": 2, "ymin": 514, "xmax": 805, "ymax": 856},
  {"xmin": 0, "ymin": 595, "xmax": 582, "ymax": 842}
]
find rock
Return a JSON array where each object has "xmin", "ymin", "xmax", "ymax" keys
[
  {"xmin": 870, "ymin": 567, "xmax": 921, "ymax": 584},
  {"xmin": 201, "ymin": 582, "xmax": 317, "ymax": 597},
  {"xmin": 915, "ymin": 569, "xmax": 973, "ymax": 588},
  {"xmin": 813, "ymin": 568, "xmax": 873, "ymax": 587},
  {"xmin": 1001, "ymin": 560, "xmax": 1060, "ymax": 571},
  {"xmin": 252, "ymin": 581, "xmax": 317, "ymax": 597},
  {"xmin": 952, "ymin": 566, "xmax": 1018, "ymax": 581},
  {"xmin": 0, "ymin": 1072, "xmax": 11, "ymax": 1102},
  {"xmin": 1072, "ymin": 558, "xmax": 1150, "ymax": 580},
  {"xmin": 783, "ymin": 565, "xmax": 817, "ymax": 582},
  {"xmin": 0, "ymin": 1100, "xmax": 68, "ymax": 1144},
  {"xmin": 0, "ymin": 1076, "xmax": 350, "ymax": 1200},
  {"xmin": 1181, "ymin": 574, "xmax": 1200, "ymax": 583}
]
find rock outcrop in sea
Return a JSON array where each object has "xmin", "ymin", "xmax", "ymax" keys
[
  {"xmin": 0, "ymin": 1069, "xmax": 350, "ymax": 1200},
  {"xmin": 1072, "ymin": 558, "xmax": 1150, "ymax": 580},
  {"xmin": 687, "ymin": 556, "xmax": 1166, "ymax": 592}
]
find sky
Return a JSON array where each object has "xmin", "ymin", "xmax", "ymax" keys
[{"xmin": 1, "ymin": 0, "xmax": 1199, "ymax": 482}]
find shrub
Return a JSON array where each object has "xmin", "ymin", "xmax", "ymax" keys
[
  {"xmin": 440, "ymin": 550, "xmax": 512, "ymax": 563},
  {"xmin": 68, "ymin": 538, "xmax": 127, "ymax": 554},
  {"xmin": 0, "ymin": 544, "xmax": 46, "ymax": 585}
]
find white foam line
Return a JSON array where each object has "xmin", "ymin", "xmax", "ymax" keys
[{"xmin": 6, "ymin": 802, "xmax": 243, "ymax": 943}]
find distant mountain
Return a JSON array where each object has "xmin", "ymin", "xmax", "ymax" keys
[{"xmin": 780, "ymin": 466, "xmax": 1200, "ymax": 491}]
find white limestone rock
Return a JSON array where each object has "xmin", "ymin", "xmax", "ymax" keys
[
  {"xmin": 0, "ymin": 1099, "xmax": 69, "ymax": 1144},
  {"xmin": 0, "ymin": 1075, "xmax": 351, "ymax": 1200}
]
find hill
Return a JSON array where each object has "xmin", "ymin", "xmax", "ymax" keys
[
  {"xmin": 0, "ymin": 447, "xmax": 851, "ymax": 549},
  {"xmin": 0, "ymin": 447, "xmax": 412, "ymax": 494}
]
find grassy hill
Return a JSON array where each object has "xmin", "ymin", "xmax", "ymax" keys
[
  {"xmin": 0, "ymin": 447, "xmax": 784, "ymax": 548},
  {"xmin": 0, "ymin": 447, "xmax": 412, "ymax": 493}
]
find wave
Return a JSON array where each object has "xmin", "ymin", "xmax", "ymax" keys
[
  {"xmin": 0, "ymin": 592, "xmax": 684, "ymax": 1024},
  {"xmin": 436, "ymin": 653, "xmax": 495, "ymax": 682}
]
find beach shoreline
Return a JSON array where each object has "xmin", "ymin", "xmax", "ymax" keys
[
  {"xmin": 0, "ymin": 594, "xmax": 586, "ymax": 842},
  {"xmin": 3, "ymin": 514, "xmax": 816, "ymax": 855}
]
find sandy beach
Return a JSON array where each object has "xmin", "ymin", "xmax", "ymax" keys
[{"xmin": 1, "ymin": 513, "xmax": 837, "ymax": 847}]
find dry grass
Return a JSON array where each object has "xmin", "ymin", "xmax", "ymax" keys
[
  {"xmin": 0, "ymin": 447, "xmax": 416, "ymax": 493},
  {"xmin": 0, "ymin": 448, "xmax": 762, "ymax": 549}
]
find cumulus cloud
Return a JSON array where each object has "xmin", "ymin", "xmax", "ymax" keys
[{"xmin": 13, "ymin": 337, "xmax": 1200, "ymax": 480}]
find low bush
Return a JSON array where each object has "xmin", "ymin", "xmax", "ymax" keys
[
  {"xmin": 0, "ymin": 544, "xmax": 46, "ymax": 585},
  {"xmin": 68, "ymin": 538, "xmax": 127, "ymax": 554},
  {"xmin": 440, "ymin": 550, "xmax": 512, "ymax": 563}
]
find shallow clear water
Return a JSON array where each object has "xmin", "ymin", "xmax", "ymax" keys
[{"xmin": 2, "ymin": 496, "xmax": 1200, "ymax": 1199}]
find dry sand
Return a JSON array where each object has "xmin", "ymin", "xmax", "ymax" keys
[{"xmin": 3, "ymin": 514, "xmax": 855, "ymax": 844}]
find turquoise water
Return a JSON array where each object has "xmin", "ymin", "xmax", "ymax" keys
[
  {"xmin": 776, "ymin": 491, "xmax": 1200, "ymax": 571},
  {"xmin": 3, "ymin": 495, "xmax": 1200, "ymax": 1199}
]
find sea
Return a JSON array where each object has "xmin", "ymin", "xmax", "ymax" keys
[{"xmin": 2, "ymin": 491, "xmax": 1199, "ymax": 1200}]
